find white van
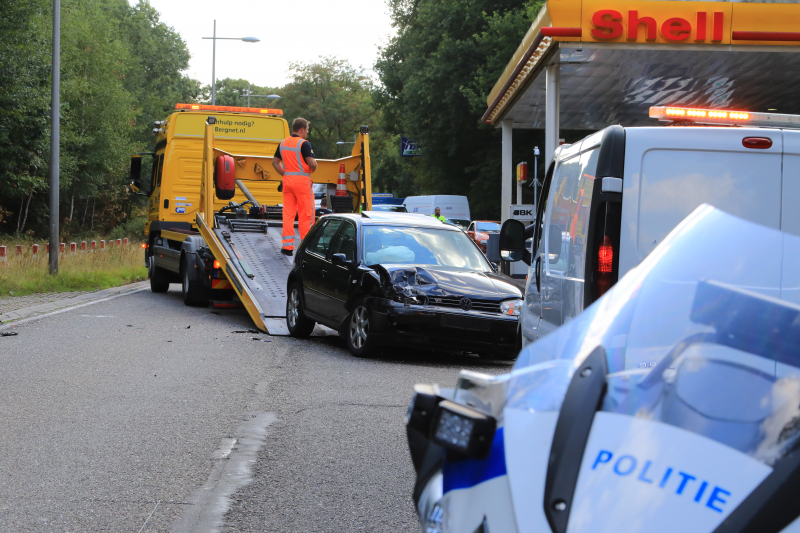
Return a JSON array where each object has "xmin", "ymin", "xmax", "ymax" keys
[
  {"xmin": 403, "ymin": 195, "xmax": 470, "ymax": 221},
  {"xmin": 501, "ymin": 112, "xmax": 800, "ymax": 350}
]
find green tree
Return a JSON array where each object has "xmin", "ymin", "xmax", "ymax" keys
[
  {"xmin": 375, "ymin": 0, "xmax": 544, "ymax": 218},
  {"xmin": 0, "ymin": 0, "xmax": 50, "ymax": 234},
  {"xmin": 279, "ymin": 57, "xmax": 379, "ymax": 159},
  {"xmin": 59, "ymin": 0, "xmax": 135, "ymax": 229}
]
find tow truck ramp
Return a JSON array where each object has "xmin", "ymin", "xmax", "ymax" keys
[{"xmin": 199, "ymin": 214, "xmax": 298, "ymax": 335}]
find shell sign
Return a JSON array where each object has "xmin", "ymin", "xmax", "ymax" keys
[{"xmin": 583, "ymin": 0, "xmax": 732, "ymax": 44}]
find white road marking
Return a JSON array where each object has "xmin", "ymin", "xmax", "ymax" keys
[{"xmin": 211, "ymin": 438, "xmax": 237, "ymax": 459}]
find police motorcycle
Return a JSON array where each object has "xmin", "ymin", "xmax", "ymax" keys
[{"xmin": 406, "ymin": 205, "xmax": 800, "ymax": 533}]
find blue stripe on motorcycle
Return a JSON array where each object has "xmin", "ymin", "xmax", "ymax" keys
[{"xmin": 443, "ymin": 427, "xmax": 506, "ymax": 494}]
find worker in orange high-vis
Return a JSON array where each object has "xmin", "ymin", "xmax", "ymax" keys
[{"xmin": 272, "ymin": 117, "xmax": 318, "ymax": 256}]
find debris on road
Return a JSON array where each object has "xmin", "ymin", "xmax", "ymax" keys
[
  {"xmin": 233, "ymin": 329, "xmax": 260, "ymax": 334},
  {"xmin": 1, "ymin": 331, "xmax": 19, "ymax": 337},
  {"xmin": 186, "ymin": 325, "xmax": 191, "ymax": 329}
]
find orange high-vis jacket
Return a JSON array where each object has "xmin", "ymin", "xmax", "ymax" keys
[{"xmin": 279, "ymin": 136, "xmax": 312, "ymax": 177}]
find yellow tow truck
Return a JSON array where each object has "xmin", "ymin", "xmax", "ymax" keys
[{"xmin": 129, "ymin": 103, "xmax": 372, "ymax": 334}]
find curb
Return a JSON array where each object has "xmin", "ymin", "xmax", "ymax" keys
[{"xmin": 0, "ymin": 281, "xmax": 150, "ymax": 325}]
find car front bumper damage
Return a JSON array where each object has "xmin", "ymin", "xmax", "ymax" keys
[{"xmin": 364, "ymin": 298, "xmax": 518, "ymax": 357}]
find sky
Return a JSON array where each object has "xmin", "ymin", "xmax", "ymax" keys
[{"xmin": 137, "ymin": 0, "xmax": 397, "ymax": 89}]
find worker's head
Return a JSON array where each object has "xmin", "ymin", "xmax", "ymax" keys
[
  {"xmin": 292, "ymin": 118, "xmax": 311, "ymax": 138},
  {"xmin": 434, "ymin": 207, "xmax": 441, "ymax": 216}
]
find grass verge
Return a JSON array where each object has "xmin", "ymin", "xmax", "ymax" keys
[{"xmin": 0, "ymin": 241, "xmax": 146, "ymax": 297}]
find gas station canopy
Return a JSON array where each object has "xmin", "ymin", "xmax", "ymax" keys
[
  {"xmin": 486, "ymin": 0, "xmax": 800, "ymax": 219},
  {"xmin": 484, "ymin": 0, "xmax": 800, "ymax": 129}
]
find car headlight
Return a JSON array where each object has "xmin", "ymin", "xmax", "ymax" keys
[
  {"xmin": 500, "ymin": 299, "xmax": 524, "ymax": 316},
  {"xmin": 417, "ymin": 470, "xmax": 444, "ymax": 533}
]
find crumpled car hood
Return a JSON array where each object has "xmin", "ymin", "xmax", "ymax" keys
[{"xmin": 372, "ymin": 265, "xmax": 522, "ymax": 300}]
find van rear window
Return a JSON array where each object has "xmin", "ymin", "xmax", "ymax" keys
[{"xmin": 638, "ymin": 149, "xmax": 781, "ymax": 257}]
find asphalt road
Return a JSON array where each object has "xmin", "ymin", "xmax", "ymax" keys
[{"xmin": 0, "ymin": 286, "xmax": 512, "ymax": 532}]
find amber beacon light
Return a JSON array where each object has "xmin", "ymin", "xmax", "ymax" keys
[
  {"xmin": 174, "ymin": 103, "xmax": 283, "ymax": 115},
  {"xmin": 650, "ymin": 106, "xmax": 800, "ymax": 128}
]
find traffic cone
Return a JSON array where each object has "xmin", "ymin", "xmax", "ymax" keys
[{"xmin": 335, "ymin": 163, "xmax": 348, "ymax": 196}]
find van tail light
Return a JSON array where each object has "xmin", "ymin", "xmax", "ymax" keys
[
  {"xmin": 596, "ymin": 235, "xmax": 614, "ymax": 298},
  {"xmin": 598, "ymin": 235, "xmax": 613, "ymax": 273},
  {"xmin": 587, "ymin": 201, "xmax": 621, "ymax": 305},
  {"xmin": 213, "ymin": 260, "xmax": 221, "ymax": 269},
  {"xmin": 742, "ymin": 137, "xmax": 773, "ymax": 149}
]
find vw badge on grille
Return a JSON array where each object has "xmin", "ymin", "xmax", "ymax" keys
[{"xmin": 459, "ymin": 297, "xmax": 472, "ymax": 311}]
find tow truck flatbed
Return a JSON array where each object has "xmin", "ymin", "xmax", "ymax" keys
[{"xmin": 197, "ymin": 215, "xmax": 298, "ymax": 334}]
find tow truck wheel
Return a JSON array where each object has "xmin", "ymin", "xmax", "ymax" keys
[
  {"xmin": 181, "ymin": 257, "xmax": 209, "ymax": 307},
  {"xmin": 346, "ymin": 300, "xmax": 376, "ymax": 358},
  {"xmin": 148, "ymin": 255, "xmax": 169, "ymax": 293},
  {"xmin": 286, "ymin": 283, "xmax": 315, "ymax": 337}
]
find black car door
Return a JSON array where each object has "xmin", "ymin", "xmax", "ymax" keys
[
  {"xmin": 318, "ymin": 220, "xmax": 358, "ymax": 323},
  {"xmin": 301, "ymin": 218, "xmax": 343, "ymax": 316}
]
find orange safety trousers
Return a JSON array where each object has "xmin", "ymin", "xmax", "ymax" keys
[{"xmin": 281, "ymin": 175, "xmax": 314, "ymax": 251}]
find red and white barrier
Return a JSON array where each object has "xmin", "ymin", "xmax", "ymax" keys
[
  {"xmin": 91, "ymin": 240, "xmax": 96, "ymax": 251},
  {"xmin": 116, "ymin": 239, "xmax": 122, "ymax": 246},
  {"xmin": 123, "ymin": 238, "xmax": 128, "ymax": 246},
  {"xmin": 32, "ymin": 244, "xmax": 39, "ymax": 259},
  {"xmin": 70, "ymin": 242, "xmax": 77, "ymax": 254},
  {"xmin": 16, "ymin": 245, "xmax": 23, "ymax": 255},
  {"xmin": 80, "ymin": 241, "xmax": 87, "ymax": 252},
  {"xmin": 59, "ymin": 243, "xmax": 66, "ymax": 254},
  {"xmin": 100, "ymin": 240, "xmax": 106, "ymax": 251},
  {"xmin": 0, "ymin": 246, "xmax": 6, "ymax": 264}
]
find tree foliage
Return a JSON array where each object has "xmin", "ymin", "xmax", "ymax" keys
[
  {"xmin": 0, "ymin": 0, "xmax": 199, "ymax": 237},
  {"xmin": 375, "ymin": 0, "xmax": 544, "ymax": 219}
]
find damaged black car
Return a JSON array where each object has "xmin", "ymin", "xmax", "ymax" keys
[{"xmin": 285, "ymin": 212, "xmax": 523, "ymax": 359}]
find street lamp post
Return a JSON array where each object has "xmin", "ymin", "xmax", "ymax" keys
[
  {"xmin": 202, "ymin": 21, "xmax": 260, "ymax": 105},
  {"xmin": 49, "ymin": 0, "xmax": 60, "ymax": 275},
  {"xmin": 239, "ymin": 84, "xmax": 280, "ymax": 107}
]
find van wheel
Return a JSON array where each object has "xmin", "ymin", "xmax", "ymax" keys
[
  {"xmin": 286, "ymin": 282, "xmax": 315, "ymax": 337},
  {"xmin": 148, "ymin": 255, "xmax": 169, "ymax": 293},
  {"xmin": 181, "ymin": 257, "xmax": 209, "ymax": 307},
  {"xmin": 346, "ymin": 300, "xmax": 376, "ymax": 358}
]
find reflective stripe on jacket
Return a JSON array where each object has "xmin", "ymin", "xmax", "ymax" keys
[{"xmin": 279, "ymin": 136, "xmax": 311, "ymax": 177}]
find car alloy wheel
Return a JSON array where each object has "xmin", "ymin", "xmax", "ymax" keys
[
  {"xmin": 349, "ymin": 305, "xmax": 369, "ymax": 349},
  {"xmin": 287, "ymin": 288, "xmax": 300, "ymax": 328}
]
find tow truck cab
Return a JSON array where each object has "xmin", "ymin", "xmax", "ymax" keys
[{"xmin": 502, "ymin": 106, "xmax": 800, "ymax": 349}]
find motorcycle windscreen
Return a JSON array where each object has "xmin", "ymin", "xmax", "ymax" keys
[{"xmin": 503, "ymin": 206, "xmax": 800, "ymax": 533}]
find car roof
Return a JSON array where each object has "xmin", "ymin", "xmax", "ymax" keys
[
  {"xmin": 333, "ymin": 211, "xmax": 462, "ymax": 230},
  {"xmin": 474, "ymin": 220, "xmax": 500, "ymax": 223}
]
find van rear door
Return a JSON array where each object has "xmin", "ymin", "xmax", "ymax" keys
[{"xmin": 620, "ymin": 127, "xmax": 783, "ymax": 276}]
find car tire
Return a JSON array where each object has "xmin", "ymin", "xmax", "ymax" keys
[
  {"xmin": 286, "ymin": 282, "xmax": 315, "ymax": 338},
  {"xmin": 148, "ymin": 255, "xmax": 170, "ymax": 293},
  {"xmin": 346, "ymin": 299, "xmax": 376, "ymax": 358},
  {"xmin": 181, "ymin": 257, "xmax": 209, "ymax": 307}
]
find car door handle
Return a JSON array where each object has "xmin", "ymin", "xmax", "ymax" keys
[
  {"xmin": 321, "ymin": 269, "xmax": 327, "ymax": 277},
  {"xmin": 302, "ymin": 260, "xmax": 307, "ymax": 267},
  {"xmin": 535, "ymin": 256, "xmax": 541, "ymax": 293}
]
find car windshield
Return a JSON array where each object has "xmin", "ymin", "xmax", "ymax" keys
[
  {"xmin": 476, "ymin": 222, "xmax": 500, "ymax": 232},
  {"xmin": 446, "ymin": 219, "xmax": 470, "ymax": 230},
  {"xmin": 363, "ymin": 225, "xmax": 490, "ymax": 271}
]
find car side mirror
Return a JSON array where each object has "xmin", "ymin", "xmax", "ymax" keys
[
  {"xmin": 499, "ymin": 219, "xmax": 526, "ymax": 262},
  {"xmin": 332, "ymin": 253, "xmax": 351, "ymax": 267},
  {"xmin": 548, "ymin": 224, "xmax": 563, "ymax": 263}
]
